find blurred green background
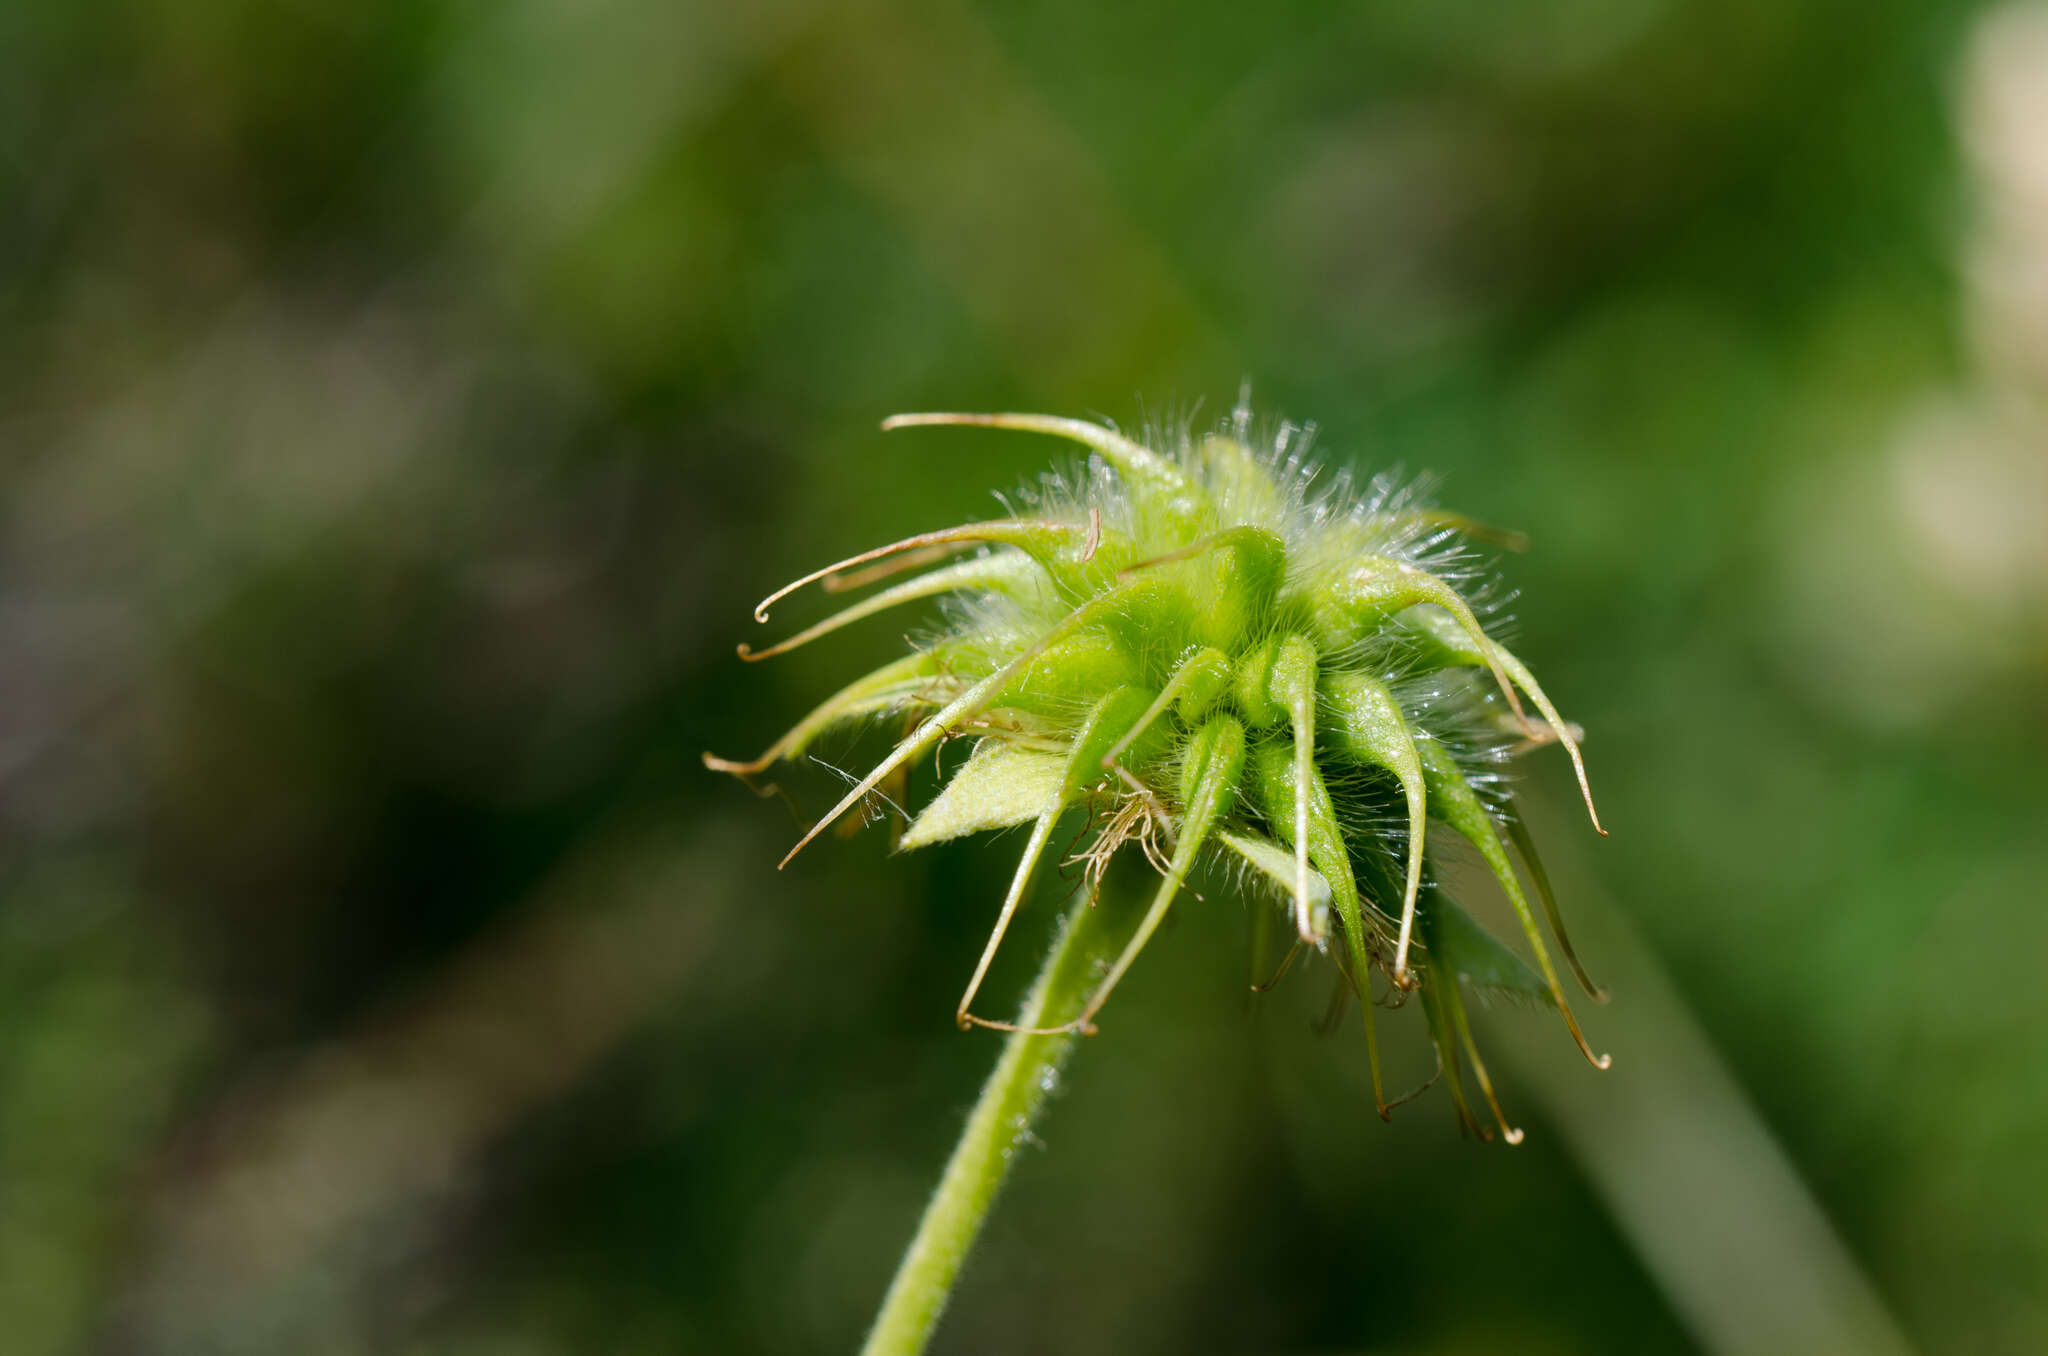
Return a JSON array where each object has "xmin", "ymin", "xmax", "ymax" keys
[{"xmin": 5, "ymin": 1, "xmax": 2047, "ymax": 1352}]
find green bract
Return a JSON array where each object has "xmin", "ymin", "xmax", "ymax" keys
[{"xmin": 708, "ymin": 406, "xmax": 1610, "ymax": 1140}]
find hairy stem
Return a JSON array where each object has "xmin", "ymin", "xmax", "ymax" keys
[{"xmin": 860, "ymin": 886, "xmax": 1128, "ymax": 1355}]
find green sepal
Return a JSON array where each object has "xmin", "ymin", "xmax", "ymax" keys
[
  {"xmin": 900, "ymin": 740, "xmax": 1065, "ymax": 850},
  {"xmin": 1217, "ymin": 830, "xmax": 1332, "ymax": 938},
  {"xmin": 1420, "ymin": 888, "xmax": 1548, "ymax": 1001},
  {"xmin": 1090, "ymin": 573, "xmax": 1198, "ymax": 663},
  {"xmin": 1178, "ymin": 714, "xmax": 1245, "ymax": 819},
  {"xmin": 1234, "ymin": 634, "xmax": 1284, "ymax": 728},
  {"xmin": 1415, "ymin": 734, "xmax": 1605, "ymax": 1067},
  {"xmin": 1311, "ymin": 557, "xmax": 1495, "ymax": 669},
  {"xmin": 1172, "ymin": 646, "xmax": 1235, "ymax": 722},
  {"xmin": 1059, "ymin": 685, "xmax": 1160, "ymax": 800},
  {"xmin": 1247, "ymin": 738, "xmax": 1368, "ymax": 947},
  {"xmin": 1040, "ymin": 524, "xmax": 1144, "ymax": 599},
  {"xmin": 1233, "ymin": 633, "xmax": 1315, "ymax": 730},
  {"xmin": 1413, "ymin": 734, "xmax": 1551, "ymax": 973},
  {"xmin": 1414, "ymin": 736, "xmax": 1507, "ymax": 874},
  {"xmin": 993, "ymin": 633, "xmax": 1141, "ymax": 716},
  {"xmin": 1324, "ymin": 672, "xmax": 1422, "ymax": 779},
  {"xmin": 1323, "ymin": 671, "xmax": 1429, "ymax": 946},
  {"xmin": 1182, "ymin": 527, "xmax": 1287, "ymax": 654},
  {"xmin": 1398, "ymin": 606, "xmax": 1605, "ymax": 836},
  {"xmin": 931, "ymin": 519, "xmax": 1106, "ymax": 586},
  {"xmin": 1398, "ymin": 603, "xmax": 1487, "ymax": 668}
]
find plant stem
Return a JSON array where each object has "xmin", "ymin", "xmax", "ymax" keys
[{"xmin": 860, "ymin": 887, "xmax": 1126, "ymax": 1356}]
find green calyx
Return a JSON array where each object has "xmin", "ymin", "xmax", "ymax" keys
[{"xmin": 708, "ymin": 404, "xmax": 1610, "ymax": 1140}]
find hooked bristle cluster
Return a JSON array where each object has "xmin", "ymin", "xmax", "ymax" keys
[{"xmin": 706, "ymin": 403, "xmax": 1611, "ymax": 1141}]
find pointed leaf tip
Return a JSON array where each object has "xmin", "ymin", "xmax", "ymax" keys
[{"xmin": 899, "ymin": 741, "xmax": 1066, "ymax": 850}]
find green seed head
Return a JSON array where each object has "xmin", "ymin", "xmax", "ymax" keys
[{"xmin": 708, "ymin": 402, "xmax": 1611, "ymax": 1141}]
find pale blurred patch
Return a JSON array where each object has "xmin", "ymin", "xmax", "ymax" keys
[
  {"xmin": 1965, "ymin": 3, "xmax": 2048, "ymax": 400},
  {"xmin": 1770, "ymin": 3, "xmax": 2048, "ymax": 730}
]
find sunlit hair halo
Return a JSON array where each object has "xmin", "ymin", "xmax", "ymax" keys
[{"xmin": 706, "ymin": 401, "xmax": 1610, "ymax": 1143}]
